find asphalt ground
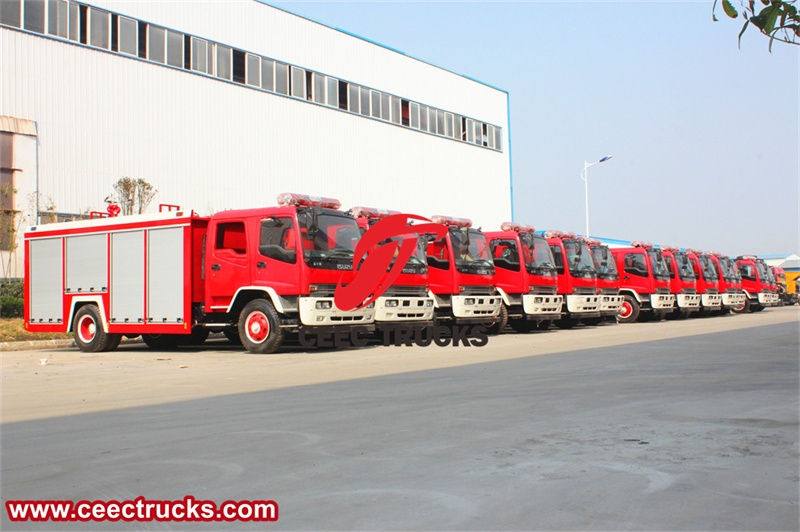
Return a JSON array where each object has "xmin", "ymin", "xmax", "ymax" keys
[{"xmin": 1, "ymin": 307, "xmax": 798, "ymax": 530}]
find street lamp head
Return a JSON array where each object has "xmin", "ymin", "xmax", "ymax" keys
[{"xmin": 598, "ymin": 155, "xmax": 613, "ymax": 163}]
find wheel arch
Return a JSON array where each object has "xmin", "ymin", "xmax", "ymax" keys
[{"xmin": 67, "ymin": 296, "xmax": 108, "ymax": 333}]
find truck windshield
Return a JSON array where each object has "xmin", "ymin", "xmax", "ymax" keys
[
  {"xmin": 699, "ymin": 255, "xmax": 718, "ymax": 281},
  {"xmin": 450, "ymin": 227, "xmax": 495, "ymax": 275},
  {"xmin": 519, "ymin": 232, "xmax": 557, "ymax": 277},
  {"xmin": 762, "ymin": 262, "xmax": 776, "ymax": 284},
  {"xmin": 591, "ymin": 245, "xmax": 618, "ymax": 280},
  {"xmin": 297, "ymin": 210, "xmax": 361, "ymax": 270},
  {"xmin": 755, "ymin": 260, "xmax": 770, "ymax": 283},
  {"xmin": 563, "ymin": 240, "xmax": 596, "ymax": 278},
  {"xmin": 648, "ymin": 249, "xmax": 670, "ymax": 280},
  {"xmin": 718, "ymin": 257, "xmax": 738, "ymax": 283},
  {"xmin": 674, "ymin": 252, "xmax": 696, "ymax": 281}
]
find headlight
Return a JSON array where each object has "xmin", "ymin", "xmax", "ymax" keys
[
  {"xmin": 316, "ymin": 300, "xmax": 332, "ymax": 310},
  {"xmin": 465, "ymin": 298, "xmax": 475, "ymax": 305},
  {"xmin": 534, "ymin": 297, "xmax": 543, "ymax": 304},
  {"xmin": 385, "ymin": 299, "xmax": 399, "ymax": 307},
  {"xmin": 425, "ymin": 300, "xmax": 434, "ymax": 307}
]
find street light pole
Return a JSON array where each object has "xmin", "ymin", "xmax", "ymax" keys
[{"xmin": 581, "ymin": 155, "xmax": 613, "ymax": 238}]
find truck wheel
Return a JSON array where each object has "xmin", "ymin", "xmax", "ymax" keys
[
  {"xmin": 582, "ymin": 316, "xmax": 603, "ymax": 326},
  {"xmin": 751, "ymin": 304, "xmax": 765, "ymax": 312},
  {"xmin": 176, "ymin": 326, "xmax": 209, "ymax": 346},
  {"xmin": 485, "ymin": 304, "xmax": 508, "ymax": 335},
  {"xmin": 142, "ymin": 334, "xmax": 179, "ymax": 350},
  {"xmin": 509, "ymin": 318, "xmax": 536, "ymax": 333},
  {"xmin": 239, "ymin": 299, "xmax": 284, "ymax": 354},
  {"xmin": 617, "ymin": 296, "xmax": 640, "ymax": 324},
  {"xmin": 73, "ymin": 305, "xmax": 118, "ymax": 352},
  {"xmin": 731, "ymin": 298, "xmax": 749, "ymax": 314},
  {"xmin": 223, "ymin": 327, "xmax": 242, "ymax": 345}
]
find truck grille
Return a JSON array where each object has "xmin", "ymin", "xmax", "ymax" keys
[
  {"xmin": 530, "ymin": 286, "xmax": 557, "ymax": 295},
  {"xmin": 726, "ymin": 288, "xmax": 743, "ymax": 294},
  {"xmin": 655, "ymin": 288, "xmax": 670, "ymax": 295},
  {"xmin": 383, "ymin": 286, "xmax": 428, "ymax": 297},
  {"xmin": 573, "ymin": 288, "xmax": 596, "ymax": 295},
  {"xmin": 683, "ymin": 288, "xmax": 697, "ymax": 294},
  {"xmin": 706, "ymin": 288, "xmax": 719, "ymax": 295},
  {"xmin": 600, "ymin": 288, "xmax": 619, "ymax": 295},
  {"xmin": 460, "ymin": 286, "xmax": 496, "ymax": 296}
]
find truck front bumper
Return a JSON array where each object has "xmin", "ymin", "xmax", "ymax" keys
[
  {"xmin": 451, "ymin": 294, "xmax": 502, "ymax": 319},
  {"xmin": 374, "ymin": 296, "xmax": 435, "ymax": 322},
  {"xmin": 522, "ymin": 293, "xmax": 564, "ymax": 316},
  {"xmin": 701, "ymin": 294, "xmax": 723, "ymax": 309},
  {"xmin": 650, "ymin": 294, "xmax": 676, "ymax": 310},
  {"xmin": 676, "ymin": 293, "xmax": 702, "ymax": 309},
  {"xmin": 565, "ymin": 294, "xmax": 601, "ymax": 314},
  {"xmin": 298, "ymin": 297, "xmax": 375, "ymax": 326}
]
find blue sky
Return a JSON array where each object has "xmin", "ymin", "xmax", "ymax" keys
[{"xmin": 270, "ymin": 1, "xmax": 798, "ymax": 256}]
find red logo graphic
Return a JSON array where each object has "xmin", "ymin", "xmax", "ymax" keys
[{"xmin": 333, "ymin": 214, "xmax": 447, "ymax": 311}]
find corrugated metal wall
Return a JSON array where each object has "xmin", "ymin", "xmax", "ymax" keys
[{"xmin": 0, "ymin": 0, "xmax": 511, "ymax": 229}]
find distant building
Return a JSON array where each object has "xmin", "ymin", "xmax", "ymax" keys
[
  {"xmin": 1, "ymin": 0, "xmax": 512, "ymax": 277},
  {"xmin": 762, "ymin": 253, "xmax": 800, "ymax": 293}
]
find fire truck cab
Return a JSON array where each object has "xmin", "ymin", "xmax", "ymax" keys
[
  {"xmin": 485, "ymin": 223, "xmax": 563, "ymax": 333},
  {"xmin": 661, "ymin": 247, "xmax": 701, "ymax": 319},
  {"xmin": 349, "ymin": 206, "xmax": 435, "ymax": 326},
  {"xmin": 709, "ymin": 253, "xmax": 746, "ymax": 313},
  {"xmin": 424, "ymin": 215, "xmax": 502, "ymax": 326},
  {"xmin": 611, "ymin": 242, "xmax": 675, "ymax": 323},
  {"xmin": 546, "ymin": 231, "xmax": 601, "ymax": 328},
  {"xmin": 734, "ymin": 255, "xmax": 780, "ymax": 312},
  {"xmin": 24, "ymin": 193, "xmax": 376, "ymax": 354},
  {"xmin": 587, "ymin": 239, "xmax": 624, "ymax": 323},
  {"xmin": 684, "ymin": 250, "xmax": 723, "ymax": 316}
]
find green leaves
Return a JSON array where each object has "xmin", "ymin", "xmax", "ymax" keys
[
  {"xmin": 714, "ymin": 0, "xmax": 800, "ymax": 50},
  {"xmin": 723, "ymin": 0, "xmax": 740, "ymax": 17}
]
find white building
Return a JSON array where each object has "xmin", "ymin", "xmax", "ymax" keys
[{"xmin": 0, "ymin": 0, "xmax": 512, "ymax": 278}]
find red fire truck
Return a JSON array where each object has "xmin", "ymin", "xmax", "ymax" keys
[
  {"xmin": 685, "ymin": 250, "xmax": 723, "ymax": 316},
  {"xmin": 708, "ymin": 253, "xmax": 746, "ymax": 313},
  {"xmin": 545, "ymin": 231, "xmax": 601, "ymax": 328},
  {"xmin": 424, "ymin": 215, "xmax": 502, "ymax": 326},
  {"xmin": 734, "ymin": 255, "xmax": 780, "ymax": 312},
  {"xmin": 661, "ymin": 247, "xmax": 701, "ymax": 319},
  {"xmin": 586, "ymin": 239, "xmax": 624, "ymax": 323},
  {"xmin": 485, "ymin": 223, "xmax": 563, "ymax": 333},
  {"xmin": 610, "ymin": 242, "xmax": 675, "ymax": 323},
  {"xmin": 349, "ymin": 206, "xmax": 434, "ymax": 326},
  {"xmin": 24, "ymin": 194, "xmax": 376, "ymax": 354}
]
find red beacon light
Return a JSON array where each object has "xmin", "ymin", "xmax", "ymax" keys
[
  {"xmin": 276, "ymin": 193, "xmax": 341, "ymax": 210},
  {"xmin": 500, "ymin": 222, "xmax": 536, "ymax": 232},
  {"xmin": 631, "ymin": 241, "xmax": 654, "ymax": 249},
  {"xmin": 685, "ymin": 248, "xmax": 701, "ymax": 255},
  {"xmin": 349, "ymin": 206, "xmax": 400, "ymax": 219},
  {"xmin": 560, "ymin": 232, "xmax": 577, "ymax": 239},
  {"xmin": 586, "ymin": 239, "xmax": 602, "ymax": 247},
  {"xmin": 430, "ymin": 215, "xmax": 472, "ymax": 227},
  {"xmin": 544, "ymin": 230, "xmax": 563, "ymax": 239},
  {"xmin": 661, "ymin": 245, "xmax": 678, "ymax": 252}
]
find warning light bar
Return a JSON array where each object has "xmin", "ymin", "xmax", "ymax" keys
[
  {"xmin": 349, "ymin": 206, "xmax": 400, "ymax": 219},
  {"xmin": 500, "ymin": 222, "xmax": 536, "ymax": 233},
  {"xmin": 430, "ymin": 215, "xmax": 472, "ymax": 227},
  {"xmin": 544, "ymin": 230, "xmax": 563, "ymax": 238},
  {"xmin": 661, "ymin": 245, "xmax": 678, "ymax": 252},
  {"xmin": 276, "ymin": 193, "xmax": 341, "ymax": 210},
  {"xmin": 585, "ymin": 239, "xmax": 602, "ymax": 247},
  {"xmin": 560, "ymin": 232, "xmax": 577, "ymax": 239},
  {"xmin": 631, "ymin": 241, "xmax": 654, "ymax": 249}
]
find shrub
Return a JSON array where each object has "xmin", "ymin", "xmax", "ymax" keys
[
  {"xmin": 0, "ymin": 296, "xmax": 23, "ymax": 318},
  {"xmin": 0, "ymin": 280, "xmax": 23, "ymax": 299}
]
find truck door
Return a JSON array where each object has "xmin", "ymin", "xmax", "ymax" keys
[
  {"xmin": 206, "ymin": 220, "xmax": 251, "ymax": 311},
  {"xmin": 255, "ymin": 216, "xmax": 301, "ymax": 294},
  {"xmin": 621, "ymin": 251, "xmax": 650, "ymax": 293}
]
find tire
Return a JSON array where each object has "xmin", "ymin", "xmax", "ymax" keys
[
  {"xmin": 751, "ymin": 304, "xmax": 765, "ymax": 312},
  {"xmin": 582, "ymin": 316, "xmax": 603, "ymax": 326},
  {"xmin": 176, "ymin": 326, "xmax": 210, "ymax": 346},
  {"xmin": 617, "ymin": 295, "xmax": 640, "ymax": 324},
  {"xmin": 238, "ymin": 299, "xmax": 284, "ymax": 354},
  {"xmin": 485, "ymin": 304, "xmax": 508, "ymax": 335},
  {"xmin": 73, "ymin": 305, "xmax": 118, "ymax": 352},
  {"xmin": 223, "ymin": 327, "xmax": 242, "ymax": 345},
  {"xmin": 142, "ymin": 333, "xmax": 180, "ymax": 350},
  {"xmin": 554, "ymin": 317, "xmax": 578, "ymax": 329},
  {"xmin": 731, "ymin": 298, "xmax": 750, "ymax": 314},
  {"xmin": 509, "ymin": 317, "xmax": 537, "ymax": 334}
]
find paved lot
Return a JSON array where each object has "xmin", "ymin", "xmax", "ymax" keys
[{"xmin": 1, "ymin": 308, "xmax": 798, "ymax": 530}]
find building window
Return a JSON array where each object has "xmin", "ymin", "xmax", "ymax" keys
[
  {"xmin": 275, "ymin": 62, "xmax": 289, "ymax": 94},
  {"xmin": 348, "ymin": 84, "xmax": 360, "ymax": 114},
  {"xmin": 148, "ymin": 25, "xmax": 165, "ymax": 63},
  {"xmin": 380, "ymin": 93, "xmax": 390, "ymax": 121},
  {"xmin": 326, "ymin": 77, "xmax": 338, "ymax": 107},
  {"xmin": 47, "ymin": 0, "xmax": 68, "ymax": 38},
  {"xmin": 23, "ymin": 0, "xmax": 45, "ymax": 34},
  {"xmin": 370, "ymin": 91, "xmax": 381, "ymax": 119},
  {"xmin": 245, "ymin": 53, "xmax": 260, "ymax": 87},
  {"xmin": 436, "ymin": 110, "xmax": 445, "ymax": 135},
  {"xmin": 232, "ymin": 48, "xmax": 245, "ymax": 83},
  {"xmin": 190, "ymin": 37, "xmax": 212, "ymax": 74},
  {"xmin": 216, "ymin": 43, "xmax": 232, "ymax": 80},
  {"xmin": 428, "ymin": 108, "xmax": 438, "ymax": 134},
  {"xmin": 290, "ymin": 66, "xmax": 306, "ymax": 98},
  {"xmin": 117, "ymin": 15, "xmax": 137, "ymax": 56},
  {"xmin": 359, "ymin": 86, "xmax": 370, "ymax": 117},
  {"xmin": 410, "ymin": 102, "xmax": 419, "ymax": 129},
  {"xmin": 166, "ymin": 29, "xmax": 182, "ymax": 67},
  {"xmin": 466, "ymin": 118, "xmax": 474, "ymax": 143},
  {"xmin": 337, "ymin": 80, "xmax": 348, "ymax": 110},
  {"xmin": 391, "ymin": 96, "xmax": 401, "ymax": 125},
  {"xmin": 419, "ymin": 105, "xmax": 428, "ymax": 132},
  {"xmin": 261, "ymin": 58, "xmax": 274, "ymax": 91},
  {"xmin": 445, "ymin": 112, "xmax": 454, "ymax": 137},
  {"xmin": 88, "ymin": 7, "xmax": 109, "ymax": 49},
  {"xmin": 312, "ymin": 73, "xmax": 325, "ymax": 104},
  {"xmin": 494, "ymin": 127, "xmax": 502, "ymax": 150},
  {"xmin": 455, "ymin": 115, "xmax": 463, "ymax": 140},
  {"xmin": 475, "ymin": 121, "xmax": 483, "ymax": 145},
  {"xmin": 486, "ymin": 124, "xmax": 495, "ymax": 149},
  {"xmin": 0, "ymin": 0, "xmax": 21, "ymax": 28}
]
